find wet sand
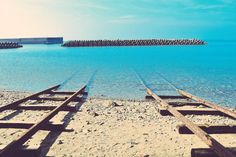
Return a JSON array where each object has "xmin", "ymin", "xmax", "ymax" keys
[{"xmin": 0, "ymin": 90, "xmax": 236, "ymax": 157}]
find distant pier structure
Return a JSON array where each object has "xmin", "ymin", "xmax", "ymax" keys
[
  {"xmin": 62, "ymin": 39, "xmax": 206, "ymax": 47},
  {"xmin": 0, "ymin": 37, "xmax": 63, "ymax": 44}
]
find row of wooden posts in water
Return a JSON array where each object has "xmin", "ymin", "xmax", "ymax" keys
[
  {"xmin": 62, "ymin": 39, "xmax": 206, "ymax": 47},
  {"xmin": 0, "ymin": 42, "xmax": 23, "ymax": 49}
]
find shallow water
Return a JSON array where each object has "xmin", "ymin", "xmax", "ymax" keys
[{"xmin": 0, "ymin": 41, "xmax": 236, "ymax": 107}]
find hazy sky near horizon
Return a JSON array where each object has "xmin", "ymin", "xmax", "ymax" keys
[{"xmin": 1, "ymin": 0, "xmax": 236, "ymax": 40}]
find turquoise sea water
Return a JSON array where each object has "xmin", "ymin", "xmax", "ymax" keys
[{"xmin": 0, "ymin": 41, "xmax": 236, "ymax": 107}]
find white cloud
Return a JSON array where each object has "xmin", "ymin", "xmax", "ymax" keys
[{"xmin": 109, "ymin": 14, "xmax": 148, "ymax": 24}]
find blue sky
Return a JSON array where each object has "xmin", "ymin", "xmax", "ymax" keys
[{"xmin": 1, "ymin": 0, "xmax": 236, "ymax": 40}]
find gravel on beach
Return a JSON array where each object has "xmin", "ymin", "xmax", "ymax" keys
[{"xmin": 0, "ymin": 90, "xmax": 236, "ymax": 157}]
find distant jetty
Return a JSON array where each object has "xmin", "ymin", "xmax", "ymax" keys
[
  {"xmin": 0, "ymin": 42, "xmax": 23, "ymax": 49},
  {"xmin": 62, "ymin": 39, "xmax": 206, "ymax": 47},
  {"xmin": 0, "ymin": 37, "xmax": 63, "ymax": 44}
]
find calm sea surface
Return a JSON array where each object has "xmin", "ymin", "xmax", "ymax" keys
[{"xmin": 0, "ymin": 41, "xmax": 236, "ymax": 107}]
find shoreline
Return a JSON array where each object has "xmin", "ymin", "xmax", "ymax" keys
[
  {"xmin": 1, "ymin": 89, "xmax": 235, "ymax": 108},
  {"xmin": 0, "ymin": 90, "xmax": 236, "ymax": 157}
]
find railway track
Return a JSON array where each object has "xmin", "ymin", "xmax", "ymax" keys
[
  {"xmin": 0, "ymin": 84, "xmax": 87, "ymax": 157},
  {"xmin": 135, "ymin": 71, "xmax": 236, "ymax": 157},
  {"xmin": 147, "ymin": 88, "xmax": 236, "ymax": 157}
]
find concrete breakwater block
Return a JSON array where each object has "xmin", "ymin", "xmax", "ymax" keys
[
  {"xmin": 62, "ymin": 39, "xmax": 206, "ymax": 47},
  {"xmin": 0, "ymin": 42, "xmax": 22, "ymax": 49}
]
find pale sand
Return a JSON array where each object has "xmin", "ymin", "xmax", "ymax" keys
[{"xmin": 0, "ymin": 90, "xmax": 236, "ymax": 157}]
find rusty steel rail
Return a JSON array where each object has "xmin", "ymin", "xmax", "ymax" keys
[
  {"xmin": 177, "ymin": 124, "xmax": 236, "ymax": 134},
  {"xmin": 177, "ymin": 89, "xmax": 236, "ymax": 119},
  {"xmin": 147, "ymin": 88, "xmax": 235, "ymax": 157},
  {"xmin": 0, "ymin": 85, "xmax": 86, "ymax": 157}
]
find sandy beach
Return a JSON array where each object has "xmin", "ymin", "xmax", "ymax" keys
[
  {"xmin": 1, "ymin": 0, "xmax": 236, "ymax": 156},
  {"xmin": 0, "ymin": 90, "xmax": 236, "ymax": 157}
]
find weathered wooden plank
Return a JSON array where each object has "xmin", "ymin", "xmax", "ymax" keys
[
  {"xmin": 0, "ymin": 85, "xmax": 60, "ymax": 112},
  {"xmin": 0, "ymin": 121, "xmax": 35, "ymax": 129},
  {"xmin": 168, "ymin": 102, "xmax": 206, "ymax": 107},
  {"xmin": 178, "ymin": 89, "xmax": 236, "ymax": 119},
  {"xmin": 0, "ymin": 85, "xmax": 86, "ymax": 156},
  {"xmin": 0, "ymin": 147, "xmax": 41, "ymax": 157},
  {"xmin": 14, "ymin": 105, "xmax": 76, "ymax": 111},
  {"xmin": 31, "ymin": 96, "xmax": 82, "ymax": 102},
  {"xmin": 147, "ymin": 88, "xmax": 235, "ymax": 157},
  {"xmin": 191, "ymin": 148, "xmax": 236, "ymax": 157},
  {"xmin": 158, "ymin": 108, "xmax": 226, "ymax": 116},
  {"xmin": 0, "ymin": 121, "xmax": 72, "ymax": 132},
  {"xmin": 177, "ymin": 125, "xmax": 236, "ymax": 134},
  {"xmin": 32, "ymin": 97, "xmax": 68, "ymax": 101},
  {"xmin": 47, "ymin": 91, "xmax": 88, "ymax": 95},
  {"xmin": 146, "ymin": 95, "xmax": 188, "ymax": 100},
  {"xmin": 46, "ymin": 91, "xmax": 75, "ymax": 95}
]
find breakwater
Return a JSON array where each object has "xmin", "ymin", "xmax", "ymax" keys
[
  {"xmin": 62, "ymin": 39, "xmax": 206, "ymax": 47},
  {"xmin": 0, "ymin": 37, "xmax": 63, "ymax": 44},
  {"xmin": 0, "ymin": 42, "xmax": 23, "ymax": 49}
]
